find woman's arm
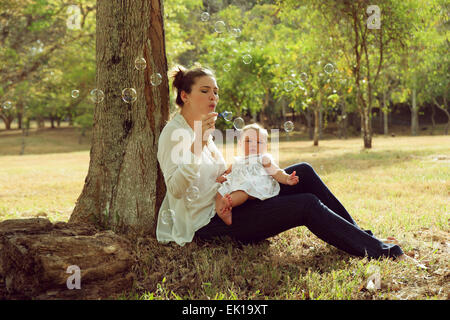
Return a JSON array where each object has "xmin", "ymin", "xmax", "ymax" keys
[{"xmin": 157, "ymin": 124, "xmax": 204, "ymax": 199}]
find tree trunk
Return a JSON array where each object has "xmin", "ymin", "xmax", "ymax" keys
[
  {"xmin": 69, "ymin": 0, "xmax": 169, "ymax": 237},
  {"xmin": 50, "ymin": 115, "xmax": 55, "ymax": 129},
  {"xmin": 306, "ymin": 107, "xmax": 313, "ymax": 140},
  {"xmin": 313, "ymin": 99, "xmax": 319, "ymax": 146},
  {"xmin": 37, "ymin": 115, "xmax": 45, "ymax": 129},
  {"xmin": 383, "ymin": 90, "xmax": 389, "ymax": 136},
  {"xmin": 411, "ymin": 87, "xmax": 419, "ymax": 136},
  {"xmin": 362, "ymin": 108, "xmax": 372, "ymax": 148},
  {"xmin": 433, "ymin": 97, "xmax": 449, "ymax": 135},
  {"xmin": 318, "ymin": 104, "xmax": 323, "ymax": 140},
  {"xmin": 430, "ymin": 103, "xmax": 435, "ymax": 135}
]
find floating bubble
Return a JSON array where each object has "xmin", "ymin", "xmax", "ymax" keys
[
  {"xmin": 324, "ymin": 63, "xmax": 334, "ymax": 74},
  {"xmin": 300, "ymin": 72, "xmax": 308, "ymax": 82},
  {"xmin": 2, "ymin": 101, "xmax": 12, "ymax": 110},
  {"xmin": 219, "ymin": 111, "xmax": 233, "ymax": 122},
  {"xmin": 186, "ymin": 186, "xmax": 200, "ymax": 202},
  {"xmin": 122, "ymin": 88, "xmax": 137, "ymax": 103},
  {"xmin": 233, "ymin": 117, "xmax": 245, "ymax": 130},
  {"xmin": 223, "ymin": 63, "xmax": 231, "ymax": 72},
  {"xmin": 134, "ymin": 57, "xmax": 147, "ymax": 71},
  {"xmin": 242, "ymin": 54, "xmax": 252, "ymax": 64},
  {"xmin": 71, "ymin": 90, "xmax": 80, "ymax": 98},
  {"xmin": 284, "ymin": 121, "xmax": 294, "ymax": 133},
  {"xmin": 214, "ymin": 21, "xmax": 226, "ymax": 33},
  {"xmin": 161, "ymin": 209, "xmax": 175, "ymax": 225},
  {"xmin": 230, "ymin": 28, "xmax": 241, "ymax": 38},
  {"xmin": 90, "ymin": 89, "xmax": 105, "ymax": 103},
  {"xmin": 284, "ymin": 80, "xmax": 295, "ymax": 92},
  {"xmin": 150, "ymin": 73, "xmax": 162, "ymax": 86},
  {"xmin": 200, "ymin": 12, "xmax": 210, "ymax": 22}
]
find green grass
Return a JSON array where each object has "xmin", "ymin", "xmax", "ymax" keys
[{"xmin": 0, "ymin": 124, "xmax": 449, "ymax": 300}]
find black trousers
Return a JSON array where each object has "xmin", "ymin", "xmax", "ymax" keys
[{"xmin": 195, "ymin": 162, "xmax": 404, "ymax": 259}]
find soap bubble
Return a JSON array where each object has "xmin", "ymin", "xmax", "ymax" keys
[
  {"xmin": 186, "ymin": 186, "xmax": 200, "ymax": 202},
  {"xmin": 230, "ymin": 28, "xmax": 241, "ymax": 38},
  {"xmin": 134, "ymin": 57, "xmax": 147, "ymax": 71},
  {"xmin": 200, "ymin": 12, "xmax": 210, "ymax": 22},
  {"xmin": 122, "ymin": 88, "xmax": 137, "ymax": 103},
  {"xmin": 324, "ymin": 63, "xmax": 334, "ymax": 74},
  {"xmin": 161, "ymin": 209, "xmax": 175, "ymax": 225},
  {"xmin": 284, "ymin": 121, "xmax": 294, "ymax": 133},
  {"xmin": 223, "ymin": 63, "xmax": 231, "ymax": 72},
  {"xmin": 300, "ymin": 72, "xmax": 308, "ymax": 82},
  {"xmin": 71, "ymin": 90, "xmax": 80, "ymax": 98},
  {"xmin": 90, "ymin": 89, "xmax": 105, "ymax": 103},
  {"xmin": 233, "ymin": 117, "xmax": 245, "ymax": 130},
  {"xmin": 150, "ymin": 73, "xmax": 162, "ymax": 86},
  {"xmin": 220, "ymin": 111, "xmax": 233, "ymax": 122},
  {"xmin": 242, "ymin": 54, "xmax": 252, "ymax": 64},
  {"xmin": 2, "ymin": 101, "xmax": 12, "ymax": 110},
  {"xmin": 284, "ymin": 80, "xmax": 295, "ymax": 92},
  {"xmin": 214, "ymin": 21, "xmax": 226, "ymax": 33}
]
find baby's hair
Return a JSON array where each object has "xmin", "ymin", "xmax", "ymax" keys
[
  {"xmin": 170, "ymin": 65, "xmax": 215, "ymax": 107},
  {"xmin": 240, "ymin": 123, "xmax": 268, "ymax": 141},
  {"xmin": 242, "ymin": 123, "xmax": 269, "ymax": 137}
]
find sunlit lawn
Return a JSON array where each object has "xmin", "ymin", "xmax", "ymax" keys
[{"xmin": 0, "ymin": 124, "xmax": 449, "ymax": 300}]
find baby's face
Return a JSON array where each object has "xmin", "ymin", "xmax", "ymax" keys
[{"xmin": 241, "ymin": 130, "xmax": 268, "ymax": 156}]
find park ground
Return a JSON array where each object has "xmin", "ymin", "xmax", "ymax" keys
[{"xmin": 0, "ymin": 122, "xmax": 449, "ymax": 300}]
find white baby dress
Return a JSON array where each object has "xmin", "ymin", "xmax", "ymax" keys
[{"xmin": 217, "ymin": 153, "xmax": 280, "ymax": 201}]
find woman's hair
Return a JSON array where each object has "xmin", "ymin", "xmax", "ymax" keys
[{"xmin": 170, "ymin": 65, "xmax": 215, "ymax": 107}]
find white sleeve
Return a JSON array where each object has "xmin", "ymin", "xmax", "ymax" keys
[{"xmin": 157, "ymin": 124, "xmax": 202, "ymax": 199}]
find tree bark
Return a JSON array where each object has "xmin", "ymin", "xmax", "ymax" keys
[{"xmin": 69, "ymin": 0, "xmax": 169, "ymax": 237}]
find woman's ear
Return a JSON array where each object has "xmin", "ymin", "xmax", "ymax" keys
[{"xmin": 180, "ymin": 90, "xmax": 188, "ymax": 104}]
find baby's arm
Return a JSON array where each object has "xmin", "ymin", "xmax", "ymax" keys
[
  {"xmin": 216, "ymin": 164, "xmax": 232, "ymax": 183},
  {"xmin": 262, "ymin": 155, "xmax": 299, "ymax": 185}
]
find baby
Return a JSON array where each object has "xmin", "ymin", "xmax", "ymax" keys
[{"xmin": 214, "ymin": 123, "xmax": 299, "ymax": 225}]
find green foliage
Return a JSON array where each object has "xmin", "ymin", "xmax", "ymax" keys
[{"xmin": 0, "ymin": 0, "xmax": 447, "ymax": 135}]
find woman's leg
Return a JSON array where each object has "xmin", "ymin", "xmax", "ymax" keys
[
  {"xmin": 280, "ymin": 162, "xmax": 372, "ymax": 234},
  {"xmin": 196, "ymin": 193, "xmax": 403, "ymax": 259}
]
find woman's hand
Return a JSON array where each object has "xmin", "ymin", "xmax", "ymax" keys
[
  {"xmin": 286, "ymin": 171, "xmax": 299, "ymax": 186},
  {"xmin": 192, "ymin": 112, "xmax": 218, "ymax": 155},
  {"xmin": 200, "ymin": 112, "xmax": 218, "ymax": 140}
]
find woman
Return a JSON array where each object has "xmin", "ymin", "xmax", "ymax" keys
[{"xmin": 156, "ymin": 65, "xmax": 416, "ymax": 263}]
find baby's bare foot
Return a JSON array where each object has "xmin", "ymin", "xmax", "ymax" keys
[{"xmin": 217, "ymin": 194, "xmax": 232, "ymax": 225}]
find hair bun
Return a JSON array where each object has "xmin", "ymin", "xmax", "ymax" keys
[{"xmin": 171, "ymin": 66, "xmax": 186, "ymax": 90}]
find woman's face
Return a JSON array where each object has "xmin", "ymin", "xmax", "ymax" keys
[
  {"xmin": 241, "ymin": 130, "xmax": 268, "ymax": 156},
  {"xmin": 182, "ymin": 75, "xmax": 219, "ymax": 117}
]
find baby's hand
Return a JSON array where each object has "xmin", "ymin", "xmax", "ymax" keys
[
  {"xmin": 286, "ymin": 171, "xmax": 299, "ymax": 186},
  {"xmin": 216, "ymin": 175, "xmax": 228, "ymax": 184}
]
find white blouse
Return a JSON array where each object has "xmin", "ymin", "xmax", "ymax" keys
[{"xmin": 156, "ymin": 112, "xmax": 227, "ymax": 246}]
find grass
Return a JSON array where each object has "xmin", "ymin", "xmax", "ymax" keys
[{"xmin": 0, "ymin": 122, "xmax": 449, "ymax": 300}]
